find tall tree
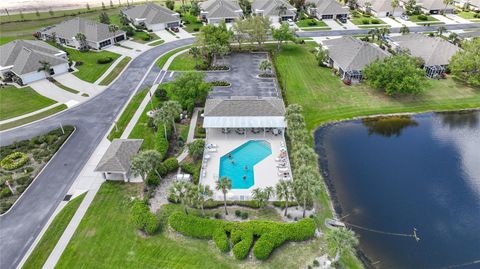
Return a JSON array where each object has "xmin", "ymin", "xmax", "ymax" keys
[
  {"xmin": 110, "ymin": 0, "xmax": 114, "ymax": 8},
  {"xmin": 293, "ymin": 165, "xmax": 322, "ymax": 218},
  {"xmin": 246, "ymin": 16, "xmax": 271, "ymax": 48},
  {"xmin": 277, "ymin": 3, "xmax": 288, "ymax": 19},
  {"xmin": 99, "ymin": 12, "xmax": 110, "ymax": 24},
  {"xmin": 325, "ymin": 228, "xmax": 359, "ymax": 264},
  {"xmin": 162, "ymin": 100, "xmax": 182, "ymax": 134},
  {"xmin": 276, "ymin": 179, "xmax": 294, "ymax": 216},
  {"xmin": 189, "ymin": 46, "xmax": 201, "ymax": 68},
  {"xmin": 239, "ymin": 0, "xmax": 252, "ymax": 16},
  {"xmin": 448, "ymin": 32, "xmax": 459, "ymax": 45},
  {"xmin": 251, "ymin": 188, "xmax": 269, "ymax": 208},
  {"xmin": 102, "ymin": 1, "xmax": 106, "ymax": 10},
  {"xmin": 187, "ymin": 139, "xmax": 205, "ymax": 160},
  {"xmin": 169, "ymin": 181, "xmax": 192, "ymax": 214},
  {"xmin": 37, "ymin": 61, "xmax": 51, "ymax": 78},
  {"xmin": 391, "ymin": 0, "xmax": 399, "ymax": 16},
  {"xmin": 153, "ymin": 105, "xmax": 173, "ymax": 139},
  {"xmin": 131, "ymin": 150, "xmax": 163, "ymax": 181},
  {"xmin": 109, "ymin": 24, "xmax": 120, "ymax": 42},
  {"xmin": 165, "ymin": 0, "xmax": 175, "ymax": 10},
  {"xmin": 443, "ymin": 0, "xmax": 453, "ymax": 14},
  {"xmin": 449, "ymin": 38, "xmax": 480, "ymax": 86},
  {"xmin": 316, "ymin": 46, "xmax": 329, "ymax": 66},
  {"xmin": 400, "ymin": 25, "xmax": 410, "ymax": 35},
  {"xmin": 436, "ymin": 25, "xmax": 447, "ymax": 36},
  {"xmin": 272, "ymin": 23, "xmax": 295, "ymax": 51},
  {"xmin": 195, "ymin": 184, "xmax": 212, "ymax": 216},
  {"xmin": 231, "ymin": 19, "xmax": 249, "ymax": 49},
  {"xmin": 165, "ymin": 72, "xmax": 211, "ymax": 112},
  {"xmin": 291, "ymin": 145, "xmax": 318, "ymax": 167},
  {"xmin": 216, "ymin": 177, "xmax": 232, "ymax": 215}
]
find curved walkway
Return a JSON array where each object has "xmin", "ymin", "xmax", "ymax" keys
[{"xmin": 0, "ymin": 38, "xmax": 194, "ymax": 269}]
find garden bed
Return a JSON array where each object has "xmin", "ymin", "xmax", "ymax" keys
[{"xmin": 0, "ymin": 126, "xmax": 74, "ymax": 213}]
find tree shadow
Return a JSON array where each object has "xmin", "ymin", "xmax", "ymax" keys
[{"xmin": 362, "ymin": 116, "xmax": 419, "ymax": 137}]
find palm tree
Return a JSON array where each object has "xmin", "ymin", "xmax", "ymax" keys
[
  {"xmin": 443, "ymin": 0, "xmax": 453, "ymax": 15},
  {"xmin": 258, "ymin": 60, "xmax": 272, "ymax": 75},
  {"xmin": 130, "ymin": 150, "xmax": 162, "ymax": 181},
  {"xmin": 153, "ymin": 106, "xmax": 172, "ymax": 139},
  {"xmin": 162, "ymin": 101, "xmax": 182, "ymax": 135},
  {"xmin": 251, "ymin": 188, "xmax": 268, "ymax": 208},
  {"xmin": 265, "ymin": 186, "xmax": 275, "ymax": 201},
  {"xmin": 378, "ymin": 27, "xmax": 390, "ymax": 41},
  {"xmin": 293, "ymin": 165, "xmax": 322, "ymax": 218},
  {"xmin": 400, "ymin": 25, "xmax": 410, "ymax": 35},
  {"xmin": 169, "ymin": 181, "xmax": 192, "ymax": 214},
  {"xmin": 75, "ymin": 32, "xmax": 88, "ymax": 50},
  {"xmin": 291, "ymin": 145, "xmax": 317, "ymax": 167},
  {"xmin": 325, "ymin": 228, "xmax": 359, "ymax": 264},
  {"xmin": 437, "ymin": 26, "xmax": 447, "ymax": 36},
  {"xmin": 391, "ymin": 0, "xmax": 399, "ymax": 16},
  {"xmin": 109, "ymin": 24, "xmax": 120, "ymax": 43},
  {"xmin": 276, "ymin": 180, "xmax": 294, "ymax": 216},
  {"xmin": 448, "ymin": 32, "xmax": 459, "ymax": 45},
  {"xmin": 364, "ymin": 2, "xmax": 372, "ymax": 14},
  {"xmin": 368, "ymin": 28, "xmax": 380, "ymax": 41},
  {"xmin": 196, "ymin": 184, "xmax": 212, "ymax": 216},
  {"xmin": 189, "ymin": 47, "xmax": 201, "ymax": 68},
  {"xmin": 216, "ymin": 177, "xmax": 232, "ymax": 215},
  {"xmin": 37, "ymin": 61, "xmax": 51, "ymax": 78}
]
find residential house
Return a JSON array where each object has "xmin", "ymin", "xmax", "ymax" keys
[
  {"xmin": 38, "ymin": 17, "xmax": 126, "ymax": 50},
  {"xmin": 95, "ymin": 139, "xmax": 143, "ymax": 182},
  {"xmin": 321, "ymin": 37, "xmax": 390, "ymax": 82},
  {"xmin": 0, "ymin": 40, "xmax": 69, "ymax": 85},
  {"xmin": 199, "ymin": 0, "xmax": 244, "ymax": 24},
  {"xmin": 389, "ymin": 33, "xmax": 460, "ymax": 77},
  {"xmin": 456, "ymin": 0, "xmax": 480, "ymax": 10},
  {"xmin": 306, "ymin": 0, "xmax": 349, "ymax": 20},
  {"xmin": 357, "ymin": 0, "xmax": 405, "ymax": 17},
  {"xmin": 252, "ymin": 0, "xmax": 297, "ymax": 23},
  {"xmin": 401, "ymin": 0, "xmax": 455, "ymax": 14},
  {"xmin": 121, "ymin": 3, "xmax": 181, "ymax": 31}
]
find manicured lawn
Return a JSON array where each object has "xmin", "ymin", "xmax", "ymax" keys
[
  {"xmin": 168, "ymin": 52, "xmax": 197, "ymax": 71},
  {"xmin": 65, "ymin": 48, "xmax": 121, "ymax": 83},
  {"xmin": 22, "ymin": 193, "xmax": 86, "ymax": 269},
  {"xmin": 128, "ymin": 96, "xmax": 161, "ymax": 150},
  {"xmin": 0, "ymin": 34, "xmax": 34, "ymax": 45},
  {"xmin": 0, "ymin": 104, "xmax": 67, "ymax": 131},
  {"xmin": 273, "ymin": 43, "xmax": 480, "ymax": 131},
  {"xmin": 99, "ymin": 56, "xmax": 132, "ymax": 85},
  {"xmin": 350, "ymin": 15, "xmax": 385, "ymax": 25},
  {"xmin": 409, "ymin": 14, "xmax": 440, "ymax": 23},
  {"xmin": 455, "ymin": 11, "xmax": 480, "ymax": 20},
  {"xmin": 181, "ymin": 13, "xmax": 203, "ymax": 33},
  {"xmin": 132, "ymin": 31, "xmax": 160, "ymax": 44},
  {"xmin": 55, "ymin": 182, "xmax": 328, "ymax": 269},
  {"xmin": 296, "ymin": 18, "xmax": 328, "ymax": 28},
  {"xmin": 107, "ymin": 87, "xmax": 149, "ymax": 141},
  {"xmin": 0, "ymin": 86, "xmax": 56, "ymax": 120},
  {"xmin": 148, "ymin": 40, "xmax": 165, "ymax": 46},
  {"xmin": 155, "ymin": 45, "xmax": 193, "ymax": 69}
]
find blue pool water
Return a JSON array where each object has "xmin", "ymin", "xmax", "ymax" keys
[{"xmin": 219, "ymin": 140, "xmax": 272, "ymax": 189}]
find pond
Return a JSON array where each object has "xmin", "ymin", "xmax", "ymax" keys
[{"xmin": 314, "ymin": 111, "xmax": 480, "ymax": 269}]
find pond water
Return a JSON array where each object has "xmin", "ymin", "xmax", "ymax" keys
[{"xmin": 314, "ymin": 111, "xmax": 480, "ymax": 269}]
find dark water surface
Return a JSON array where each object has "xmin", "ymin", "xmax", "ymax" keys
[{"xmin": 315, "ymin": 111, "xmax": 480, "ymax": 269}]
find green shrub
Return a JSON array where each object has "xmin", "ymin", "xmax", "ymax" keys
[
  {"xmin": 0, "ymin": 188, "xmax": 12, "ymax": 198},
  {"xmin": 15, "ymin": 175, "xmax": 32, "ymax": 186},
  {"xmin": 362, "ymin": 18, "xmax": 370, "ymax": 24},
  {"xmin": 145, "ymin": 172, "xmax": 160, "ymax": 186},
  {"xmin": 1, "ymin": 152, "xmax": 29, "ymax": 170},
  {"xmin": 232, "ymin": 229, "xmax": 253, "ymax": 259},
  {"xmin": 130, "ymin": 200, "xmax": 159, "ymax": 235},
  {"xmin": 235, "ymin": 210, "xmax": 242, "ymax": 217},
  {"xmin": 313, "ymin": 259, "xmax": 320, "ymax": 267},
  {"xmin": 155, "ymin": 125, "xmax": 170, "ymax": 158},
  {"xmin": 97, "ymin": 57, "xmax": 113, "ymax": 64},
  {"xmin": 307, "ymin": 19, "xmax": 317, "ymax": 26},
  {"xmin": 371, "ymin": 19, "xmax": 380, "ymax": 24},
  {"xmin": 193, "ymin": 27, "xmax": 200, "ymax": 32},
  {"xmin": 418, "ymin": 14, "xmax": 428, "ymax": 21},
  {"xmin": 273, "ymin": 201, "xmax": 299, "ymax": 208},
  {"xmin": 155, "ymin": 87, "xmax": 169, "ymax": 101},
  {"xmin": 16, "ymin": 185, "xmax": 27, "ymax": 193},
  {"xmin": 213, "ymin": 228, "xmax": 230, "ymax": 252},
  {"xmin": 163, "ymin": 157, "xmax": 179, "ymax": 172},
  {"xmin": 241, "ymin": 212, "xmax": 249, "ymax": 219}
]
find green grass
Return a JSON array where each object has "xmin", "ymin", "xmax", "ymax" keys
[
  {"xmin": 350, "ymin": 15, "xmax": 385, "ymax": 25},
  {"xmin": 148, "ymin": 40, "xmax": 165, "ymax": 46},
  {"xmin": 107, "ymin": 88, "xmax": 150, "ymax": 140},
  {"xmin": 99, "ymin": 56, "xmax": 132, "ymax": 85},
  {"xmin": 0, "ymin": 104, "xmax": 67, "ymax": 131},
  {"xmin": 55, "ymin": 182, "xmax": 330, "ymax": 269},
  {"xmin": 455, "ymin": 11, "xmax": 480, "ymax": 20},
  {"xmin": 22, "ymin": 193, "xmax": 86, "ymax": 269},
  {"xmin": 66, "ymin": 48, "xmax": 121, "ymax": 83},
  {"xmin": 358, "ymin": 25, "xmax": 391, "ymax": 28},
  {"xmin": 155, "ymin": 45, "xmax": 193, "ymax": 69},
  {"xmin": 0, "ymin": 34, "xmax": 34, "ymax": 45},
  {"xmin": 296, "ymin": 19, "xmax": 328, "ymax": 28},
  {"xmin": 128, "ymin": 95, "xmax": 161, "ymax": 150},
  {"xmin": 52, "ymin": 81, "xmax": 80, "ymax": 94},
  {"xmin": 132, "ymin": 31, "xmax": 160, "ymax": 44},
  {"xmin": 168, "ymin": 52, "xmax": 197, "ymax": 71},
  {"xmin": 409, "ymin": 14, "xmax": 440, "ymax": 22},
  {"xmin": 0, "ymin": 86, "xmax": 56, "ymax": 120},
  {"xmin": 181, "ymin": 13, "xmax": 204, "ymax": 33}
]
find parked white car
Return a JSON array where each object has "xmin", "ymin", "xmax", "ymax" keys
[{"xmin": 287, "ymin": 19, "xmax": 295, "ymax": 26}]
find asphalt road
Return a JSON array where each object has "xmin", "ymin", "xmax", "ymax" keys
[
  {"xmin": 0, "ymin": 38, "xmax": 194, "ymax": 269},
  {"xmin": 296, "ymin": 22, "xmax": 480, "ymax": 37}
]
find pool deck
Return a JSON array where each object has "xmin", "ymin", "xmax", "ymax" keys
[{"xmin": 200, "ymin": 129, "xmax": 292, "ymax": 200}]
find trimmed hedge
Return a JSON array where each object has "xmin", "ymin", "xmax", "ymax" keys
[
  {"xmin": 168, "ymin": 212, "xmax": 316, "ymax": 260},
  {"xmin": 97, "ymin": 57, "xmax": 113, "ymax": 64},
  {"xmin": 155, "ymin": 124, "xmax": 171, "ymax": 159},
  {"xmin": 130, "ymin": 200, "xmax": 159, "ymax": 235},
  {"xmin": 1, "ymin": 152, "xmax": 29, "ymax": 170}
]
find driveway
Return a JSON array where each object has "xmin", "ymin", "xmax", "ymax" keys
[
  {"xmin": 323, "ymin": 19, "xmax": 345, "ymax": 30},
  {"xmin": 431, "ymin": 14, "xmax": 457, "ymax": 24},
  {"xmin": 0, "ymin": 38, "xmax": 195, "ymax": 269},
  {"xmin": 29, "ymin": 79, "xmax": 86, "ymax": 104},
  {"xmin": 445, "ymin": 14, "xmax": 473, "ymax": 24},
  {"xmin": 55, "ymin": 73, "xmax": 106, "ymax": 96},
  {"xmin": 395, "ymin": 17, "xmax": 418, "ymax": 27},
  {"xmin": 382, "ymin": 17, "xmax": 403, "ymax": 27}
]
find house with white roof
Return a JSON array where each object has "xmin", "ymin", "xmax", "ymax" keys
[
  {"xmin": 389, "ymin": 33, "xmax": 460, "ymax": 77},
  {"xmin": 356, "ymin": 0, "xmax": 404, "ymax": 17},
  {"xmin": 122, "ymin": 3, "xmax": 181, "ymax": 31},
  {"xmin": 199, "ymin": 0, "xmax": 244, "ymax": 24},
  {"xmin": 306, "ymin": 0, "xmax": 349, "ymax": 20},
  {"xmin": 252, "ymin": 0, "xmax": 297, "ymax": 23},
  {"xmin": 322, "ymin": 37, "xmax": 390, "ymax": 82},
  {"xmin": 38, "ymin": 17, "xmax": 126, "ymax": 50},
  {"xmin": 0, "ymin": 40, "xmax": 69, "ymax": 85}
]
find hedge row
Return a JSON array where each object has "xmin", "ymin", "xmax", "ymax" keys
[
  {"xmin": 167, "ymin": 198, "xmax": 261, "ymax": 209},
  {"xmin": 155, "ymin": 124, "xmax": 171, "ymax": 158},
  {"xmin": 130, "ymin": 200, "xmax": 159, "ymax": 235},
  {"xmin": 168, "ymin": 212, "xmax": 316, "ymax": 260},
  {"xmin": 0, "ymin": 152, "xmax": 29, "ymax": 170},
  {"xmin": 146, "ymin": 158, "xmax": 179, "ymax": 186}
]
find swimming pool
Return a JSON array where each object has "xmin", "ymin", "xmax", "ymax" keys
[{"xmin": 219, "ymin": 140, "xmax": 272, "ymax": 189}]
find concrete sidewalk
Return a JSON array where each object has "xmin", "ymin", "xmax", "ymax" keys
[
  {"xmin": 432, "ymin": 15, "xmax": 457, "ymax": 24},
  {"xmin": 55, "ymin": 73, "xmax": 106, "ymax": 96},
  {"xmin": 29, "ymin": 80, "xmax": 85, "ymax": 104},
  {"xmin": 395, "ymin": 17, "xmax": 417, "ymax": 27},
  {"xmin": 323, "ymin": 19, "xmax": 344, "ymax": 30},
  {"xmin": 382, "ymin": 17, "xmax": 403, "ymax": 27},
  {"xmin": 445, "ymin": 14, "xmax": 472, "ymax": 24},
  {"xmin": 94, "ymin": 55, "xmax": 126, "ymax": 85}
]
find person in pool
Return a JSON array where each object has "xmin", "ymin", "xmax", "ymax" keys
[
  {"xmin": 243, "ymin": 175, "xmax": 247, "ymax": 181},
  {"xmin": 231, "ymin": 159, "xmax": 235, "ymax": 165},
  {"xmin": 228, "ymin": 153, "xmax": 232, "ymax": 159},
  {"xmin": 244, "ymin": 165, "xmax": 248, "ymax": 171}
]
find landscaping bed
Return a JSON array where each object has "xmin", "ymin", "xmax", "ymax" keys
[
  {"xmin": 0, "ymin": 85, "xmax": 56, "ymax": 120},
  {"xmin": 65, "ymin": 47, "xmax": 120, "ymax": 83},
  {"xmin": 409, "ymin": 14, "xmax": 440, "ymax": 23},
  {"xmin": 296, "ymin": 18, "xmax": 328, "ymax": 28},
  {"xmin": 350, "ymin": 13, "xmax": 385, "ymax": 25},
  {"xmin": 0, "ymin": 126, "xmax": 74, "ymax": 213}
]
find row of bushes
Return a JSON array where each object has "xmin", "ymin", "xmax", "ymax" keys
[
  {"xmin": 209, "ymin": 81, "xmax": 231, "ymax": 87},
  {"xmin": 97, "ymin": 57, "xmax": 114, "ymax": 64},
  {"xmin": 168, "ymin": 212, "xmax": 316, "ymax": 260},
  {"xmin": 146, "ymin": 157, "xmax": 179, "ymax": 186},
  {"xmin": 361, "ymin": 18, "xmax": 382, "ymax": 24},
  {"xmin": 180, "ymin": 161, "xmax": 201, "ymax": 184},
  {"xmin": 155, "ymin": 123, "xmax": 172, "ymax": 158},
  {"xmin": 130, "ymin": 200, "xmax": 159, "ymax": 235}
]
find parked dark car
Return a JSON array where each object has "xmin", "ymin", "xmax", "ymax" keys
[
  {"xmin": 339, "ymin": 17, "xmax": 347, "ymax": 23},
  {"xmin": 171, "ymin": 27, "xmax": 179, "ymax": 33}
]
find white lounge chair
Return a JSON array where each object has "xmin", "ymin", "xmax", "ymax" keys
[
  {"xmin": 278, "ymin": 167, "xmax": 289, "ymax": 172},
  {"xmin": 207, "ymin": 148, "xmax": 217, "ymax": 153}
]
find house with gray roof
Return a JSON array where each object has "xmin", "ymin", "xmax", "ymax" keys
[
  {"xmin": 199, "ymin": 0, "xmax": 243, "ymax": 24},
  {"xmin": 400, "ymin": 0, "xmax": 454, "ymax": 13},
  {"xmin": 389, "ymin": 33, "xmax": 460, "ymax": 77},
  {"xmin": 0, "ymin": 40, "xmax": 68, "ymax": 85},
  {"xmin": 252, "ymin": 0, "xmax": 297, "ymax": 23},
  {"xmin": 306, "ymin": 0, "xmax": 349, "ymax": 20},
  {"xmin": 203, "ymin": 96, "xmax": 286, "ymax": 136},
  {"xmin": 456, "ymin": 0, "xmax": 480, "ymax": 10},
  {"xmin": 322, "ymin": 37, "xmax": 390, "ymax": 82},
  {"xmin": 38, "ymin": 17, "xmax": 126, "ymax": 50},
  {"xmin": 95, "ymin": 139, "xmax": 143, "ymax": 182},
  {"xmin": 122, "ymin": 3, "xmax": 180, "ymax": 31},
  {"xmin": 356, "ymin": 0, "xmax": 404, "ymax": 17}
]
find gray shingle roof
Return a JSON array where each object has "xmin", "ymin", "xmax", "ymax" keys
[
  {"xmin": 390, "ymin": 33, "xmax": 460, "ymax": 66},
  {"xmin": 40, "ymin": 17, "xmax": 125, "ymax": 42},
  {"xmin": 95, "ymin": 139, "xmax": 143, "ymax": 173},
  {"xmin": 0, "ymin": 40, "xmax": 67, "ymax": 75},
  {"xmin": 323, "ymin": 37, "xmax": 390, "ymax": 71},
  {"xmin": 204, "ymin": 97, "xmax": 286, "ymax": 117},
  {"xmin": 357, "ymin": 0, "xmax": 405, "ymax": 13},
  {"xmin": 199, "ymin": 0, "xmax": 243, "ymax": 19},
  {"xmin": 416, "ymin": 0, "xmax": 454, "ymax": 10},
  {"xmin": 122, "ymin": 3, "xmax": 180, "ymax": 25},
  {"xmin": 252, "ymin": 0, "xmax": 297, "ymax": 17},
  {"xmin": 306, "ymin": 0, "xmax": 349, "ymax": 15}
]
